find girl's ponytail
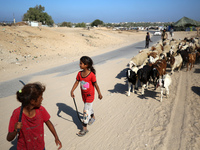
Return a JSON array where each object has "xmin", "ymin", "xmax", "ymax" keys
[{"xmin": 90, "ymin": 66, "xmax": 96, "ymax": 75}]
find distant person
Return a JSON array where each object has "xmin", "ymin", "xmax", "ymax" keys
[
  {"xmin": 161, "ymin": 29, "xmax": 168, "ymax": 42},
  {"xmin": 170, "ymin": 28, "xmax": 174, "ymax": 37},
  {"xmin": 7, "ymin": 82, "xmax": 62, "ymax": 150},
  {"xmin": 71, "ymin": 56, "xmax": 103, "ymax": 137},
  {"xmin": 145, "ymin": 32, "xmax": 152, "ymax": 48}
]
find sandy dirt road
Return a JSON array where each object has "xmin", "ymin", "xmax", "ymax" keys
[
  {"xmin": 1, "ymin": 56, "xmax": 199, "ymax": 150},
  {"xmin": 0, "ymin": 27, "xmax": 199, "ymax": 150}
]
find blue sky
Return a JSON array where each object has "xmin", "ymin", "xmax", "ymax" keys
[{"xmin": 0, "ymin": 0, "xmax": 200, "ymax": 23}]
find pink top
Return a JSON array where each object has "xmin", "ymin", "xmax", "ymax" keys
[
  {"xmin": 8, "ymin": 106, "xmax": 50, "ymax": 150},
  {"xmin": 76, "ymin": 71, "xmax": 96, "ymax": 103}
]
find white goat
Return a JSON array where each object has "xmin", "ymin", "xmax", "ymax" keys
[
  {"xmin": 130, "ymin": 49, "xmax": 149, "ymax": 66},
  {"xmin": 157, "ymin": 74, "xmax": 172, "ymax": 102},
  {"xmin": 168, "ymin": 54, "xmax": 183, "ymax": 74}
]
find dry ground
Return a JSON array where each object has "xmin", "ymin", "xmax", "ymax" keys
[{"xmin": 0, "ymin": 26, "xmax": 199, "ymax": 150}]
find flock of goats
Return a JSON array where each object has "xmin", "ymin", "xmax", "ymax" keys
[{"xmin": 127, "ymin": 37, "xmax": 200, "ymax": 102}]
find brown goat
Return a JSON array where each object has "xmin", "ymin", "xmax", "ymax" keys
[
  {"xmin": 187, "ymin": 52, "xmax": 196, "ymax": 71},
  {"xmin": 151, "ymin": 59, "xmax": 167, "ymax": 89}
]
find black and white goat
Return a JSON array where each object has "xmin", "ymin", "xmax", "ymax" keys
[
  {"xmin": 156, "ymin": 74, "xmax": 172, "ymax": 102},
  {"xmin": 137, "ymin": 64, "xmax": 152, "ymax": 96}
]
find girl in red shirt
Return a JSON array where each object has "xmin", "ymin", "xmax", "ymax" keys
[
  {"xmin": 7, "ymin": 82, "xmax": 62, "ymax": 150},
  {"xmin": 71, "ymin": 56, "xmax": 103, "ymax": 137}
]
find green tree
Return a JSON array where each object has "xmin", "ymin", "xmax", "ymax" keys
[
  {"xmin": 60, "ymin": 22, "xmax": 72, "ymax": 27},
  {"xmin": 91, "ymin": 19, "xmax": 104, "ymax": 27},
  {"xmin": 23, "ymin": 5, "xmax": 54, "ymax": 26},
  {"xmin": 75, "ymin": 22, "xmax": 86, "ymax": 28}
]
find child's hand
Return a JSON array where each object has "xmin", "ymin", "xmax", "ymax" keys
[
  {"xmin": 71, "ymin": 92, "xmax": 75, "ymax": 98},
  {"xmin": 98, "ymin": 94, "xmax": 103, "ymax": 100},
  {"xmin": 55, "ymin": 138, "xmax": 62, "ymax": 150},
  {"xmin": 15, "ymin": 122, "xmax": 22, "ymax": 131}
]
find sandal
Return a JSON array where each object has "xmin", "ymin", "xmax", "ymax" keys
[
  {"xmin": 88, "ymin": 118, "xmax": 95, "ymax": 125},
  {"xmin": 77, "ymin": 130, "xmax": 88, "ymax": 137}
]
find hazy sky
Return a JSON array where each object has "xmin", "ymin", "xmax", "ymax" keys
[{"xmin": 0, "ymin": 0, "xmax": 200, "ymax": 23}]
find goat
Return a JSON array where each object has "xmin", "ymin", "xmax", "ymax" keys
[
  {"xmin": 152, "ymin": 44, "xmax": 163, "ymax": 55},
  {"xmin": 187, "ymin": 52, "xmax": 196, "ymax": 71},
  {"xmin": 166, "ymin": 47, "xmax": 174, "ymax": 58},
  {"xmin": 176, "ymin": 47, "xmax": 189, "ymax": 67},
  {"xmin": 141, "ymin": 54, "xmax": 159, "ymax": 66},
  {"xmin": 127, "ymin": 62, "xmax": 138, "ymax": 96},
  {"xmin": 167, "ymin": 54, "xmax": 183, "ymax": 74},
  {"xmin": 130, "ymin": 50, "xmax": 150, "ymax": 67},
  {"xmin": 184, "ymin": 37, "xmax": 196, "ymax": 43},
  {"xmin": 156, "ymin": 74, "xmax": 172, "ymax": 102},
  {"xmin": 151, "ymin": 59, "xmax": 167, "ymax": 90},
  {"xmin": 137, "ymin": 64, "xmax": 152, "ymax": 95}
]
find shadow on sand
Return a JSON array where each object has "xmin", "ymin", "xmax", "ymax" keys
[
  {"xmin": 116, "ymin": 68, "xmax": 127, "ymax": 79},
  {"xmin": 56, "ymin": 103, "xmax": 82, "ymax": 129},
  {"xmin": 108, "ymin": 83, "xmax": 127, "ymax": 94},
  {"xmin": 108, "ymin": 68, "xmax": 127, "ymax": 94},
  {"xmin": 191, "ymin": 86, "xmax": 200, "ymax": 96},
  {"xmin": 194, "ymin": 68, "xmax": 200, "ymax": 73},
  {"xmin": 137, "ymin": 87, "xmax": 160, "ymax": 101}
]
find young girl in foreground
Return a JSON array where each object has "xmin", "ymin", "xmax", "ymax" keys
[
  {"xmin": 7, "ymin": 82, "xmax": 62, "ymax": 150},
  {"xmin": 71, "ymin": 56, "xmax": 103, "ymax": 137}
]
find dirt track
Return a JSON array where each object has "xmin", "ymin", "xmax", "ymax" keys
[{"xmin": 0, "ymin": 27, "xmax": 200, "ymax": 149}]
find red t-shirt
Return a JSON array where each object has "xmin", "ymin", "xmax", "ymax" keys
[
  {"xmin": 76, "ymin": 71, "xmax": 96, "ymax": 103},
  {"xmin": 8, "ymin": 106, "xmax": 50, "ymax": 150}
]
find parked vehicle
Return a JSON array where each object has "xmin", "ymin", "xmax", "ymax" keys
[{"xmin": 153, "ymin": 31, "xmax": 161, "ymax": 36}]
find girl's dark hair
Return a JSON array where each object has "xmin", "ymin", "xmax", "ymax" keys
[
  {"xmin": 80, "ymin": 56, "xmax": 96, "ymax": 74},
  {"xmin": 16, "ymin": 82, "xmax": 45, "ymax": 107}
]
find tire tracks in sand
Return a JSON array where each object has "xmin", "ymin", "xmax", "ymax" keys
[{"xmin": 163, "ymin": 71, "xmax": 189, "ymax": 150}]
